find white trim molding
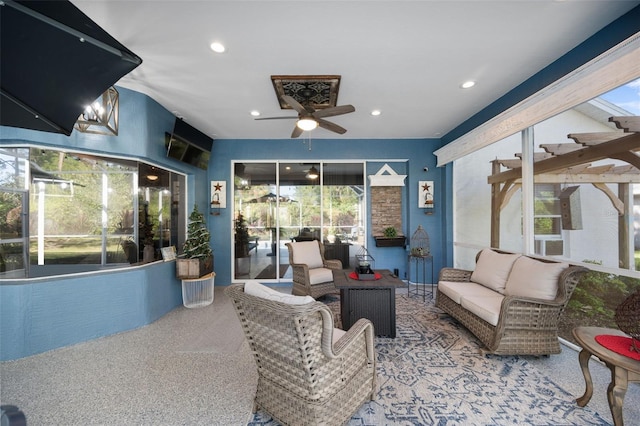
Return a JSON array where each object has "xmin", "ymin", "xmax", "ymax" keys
[
  {"xmin": 368, "ymin": 163, "xmax": 407, "ymax": 186},
  {"xmin": 435, "ymin": 32, "xmax": 640, "ymax": 166}
]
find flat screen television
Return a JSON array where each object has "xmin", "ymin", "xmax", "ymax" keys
[{"xmin": 166, "ymin": 118, "xmax": 213, "ymax": 170}]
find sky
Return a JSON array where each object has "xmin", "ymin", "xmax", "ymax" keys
[{"xmin": 600, "ymin": 78, "xmax": 640, "ymax": 115}]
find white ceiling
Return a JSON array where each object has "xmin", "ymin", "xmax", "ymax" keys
[{"xmin": 73, "ymin": 1, "xmax": 638, "ymax": 141}]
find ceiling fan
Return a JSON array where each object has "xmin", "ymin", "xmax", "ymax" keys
[{"xmin": 256, "ymin": 95, "xmax": 355, "ymax": 138}]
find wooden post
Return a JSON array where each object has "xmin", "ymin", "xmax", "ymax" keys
[
  {"xmin": 490, "ymin": 160, "xmax": 501, "ymax": 248},
  {"xmin": 618, "ymin": 183, "xmax": 632, "ymax": 270}
]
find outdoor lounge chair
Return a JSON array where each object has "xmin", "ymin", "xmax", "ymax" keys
[
  {"xmin": 286, "ymin": 240, "xmax": 343, "ymax": 298},
  {"xmin": 225, "ymin": 282, "xmax": 376, "ymax": 426}
]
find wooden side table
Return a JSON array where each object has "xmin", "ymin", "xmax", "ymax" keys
[{"xmin": 572, "ymin": 326, "xmax": 640, "ymax": 426}]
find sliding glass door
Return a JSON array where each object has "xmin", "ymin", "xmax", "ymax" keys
[{"xmin": 233, "ymin": 161, "xmax": 365, "ymax": 281}]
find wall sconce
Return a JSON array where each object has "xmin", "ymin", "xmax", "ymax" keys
[{"xmin": 74, "ymin": 86, "xmax": 119, "ymax": 136}]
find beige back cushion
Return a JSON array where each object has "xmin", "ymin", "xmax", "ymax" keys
[
  {"xmin": 504, "ymin": 257, "xmax": 568, "ymax": 300},
  {"xmin": 245, "ymin": 280, "xmax": 315, "ymax": 305},
  {"xmin": 291, "ymin": 241, "xmax": 324, "ymax": 269},
  {"xmin": 470, "ymin": 249, "xmax": 521, "ymax": 293}
]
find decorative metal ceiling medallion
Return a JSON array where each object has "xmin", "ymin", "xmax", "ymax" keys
[{"xmin": 271, "ymin": 75, "xmax": 341, "ymax": 110}]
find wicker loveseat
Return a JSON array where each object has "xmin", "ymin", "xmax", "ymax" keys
[
  {"xmin": 435, "ymin": 248, "xmax": 588, "ymax": 356},
  {"xmin": 225, "ymin": 282, "xmax": 376, "ymax": 426}
]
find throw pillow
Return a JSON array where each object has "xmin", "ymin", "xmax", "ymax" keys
[
  {"xmin": 291, "ymin": 241, "xmax": 324, "ymax": 269},
  {"xmin": 504, "ymin": 257, "xmax": 569, "ymax": 300},
  {"xmin": 245, "ymin": 280, "xmax": 315, "ymax": 305},
  {"xmin": 470, "ymin": 249, "xmax": 521, "ymax": 293}
]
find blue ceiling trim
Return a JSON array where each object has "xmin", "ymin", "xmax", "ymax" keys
[{"xmin": 441, "ymin": 4, "xmax": 640, "ymax": 145}]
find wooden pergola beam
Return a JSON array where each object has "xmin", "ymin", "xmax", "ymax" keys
[
  {"xmin": 488, "ymin": 132, "xmax": 640, "ymax": 184},
  {"xmin": 567, "ymin": 132, "xmax": 627, "ymax": 145},
  {"xmin": 610, "ymin": 151, "xmax": 640, "ymax": 170},
  {"xmin": 610, "ymin": 116, "xmax": 640, "ymax": 132},
  {"xmin": 540, "ymin": 143, "xmax": 584, "ymax": 155},
  {"xmin": 532, "ymin": 173, "xmax": 640, "ymax": 184}
]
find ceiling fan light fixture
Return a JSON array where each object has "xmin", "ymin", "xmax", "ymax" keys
[
  {"xmin": 297, "ymin": 118, "xmax": 318, "ymax": 131},
  {"xmin": 306, "ymin": 166, "xmax": 319, "ymax": 180},
  {"xmin": 210, "ymin": 42, "xmax": 226, "ymax": 53}
]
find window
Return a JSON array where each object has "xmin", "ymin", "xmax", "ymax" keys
[
  {"xmin": 533, "ymin": 184, "xmax": 563, "ymax": 256},
  {"xmin": 452, "ymin": 79, "xmax": 640, "ymax": 345},
  {"xmin": 0, "ymin": 147, "xmax": 185, "ymax": 278},
  {"xmin": 233, "ymin": 161, "xmax": 364, "ymax": 281}
]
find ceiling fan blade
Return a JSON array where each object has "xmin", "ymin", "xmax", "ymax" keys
[
  {"xmin": 281, "ymin": 95, "xmax": 308, "ymax": 115},
  {"xmin": 291, "ymin": 125, "xmax": 304, "ymax": 138},
  {"xmin": 254, "ymin": 116, "xmax": 297, "ymax": 120},
  {"xmin": 313, "ymin": 104, "xmax": 355, "ymax": 119},
  {"xmin": 317, "ymin": 118, "xmax": 347, "ymax": 135}
]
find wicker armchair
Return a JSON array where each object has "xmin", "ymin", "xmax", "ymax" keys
[
  {"xmin": 225, "ymin": 283, "xmax": 376, "ymax": 426},
  {"xmin": 286, "ymin": 240, "xmax": 343, "ymax": 298},
  {"xmin": 435, "ymin": 250, "xmax": 588, "ymax": 356}
]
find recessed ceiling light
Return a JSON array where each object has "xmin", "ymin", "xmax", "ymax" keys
[
  {"xmin": 210, "ymin": 42, "xmax": 225, "ymax": 53},
  {"xmin": 250, "ymin": 110, "xmax": 260, "ymax": 117},
  {"xmin": 460, "ymin": 80, "xmax": 476, "ymax": 89},
  {"xmin": 371, "ymin": 110, "xmax": 381, "ymax": 116}
]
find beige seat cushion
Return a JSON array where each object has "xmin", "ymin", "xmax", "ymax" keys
[
  {"xmin": 291, "ymin": 241, "xmax": 324, "ymax": 269},
  {"xmin": 332, "ymin": 328, "xmax": 347, "ymax": 345},
  {"xmin": 309, "ymin": 267, "xmax": 334, "ymax": 285},
  {"xmin": 470, "ymin": 249, "xmax": 521, "ymax": 294},
  {"xmin": 245, "ymin": 280, "xmax": 315, "ymax": 304},
  {"xmin": 504, "ymin": 257, "xmax": 568, "ymax": 301},
  {"xmin": 438, "ymin": 280, "xmax": 501, "ymax": 304},
  {"xmin": 460, "ymin": 293, "xmax": 505, "ymax": 326}
]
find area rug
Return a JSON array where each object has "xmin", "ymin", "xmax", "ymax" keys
[
  {"xmin": 249, "ymin": 293, "xmax": 610, "ymax": 426},
  {"xmin": 255, "ymin": 264, "xmax": 289, "ymax": 279}
]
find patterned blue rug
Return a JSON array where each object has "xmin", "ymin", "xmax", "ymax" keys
[{"xmin": 250, "ymin": 293, "xmax": 610, "ymax": 425}]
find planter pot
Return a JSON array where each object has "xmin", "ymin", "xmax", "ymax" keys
[
  {"xmin": 181, "ymin": 272, "xmax": 215, "ymax": 308},
  {"xmin": 143, "ymin": 244, "xmax": 155, "ymax": 263},
  {"xmin": 374, "ymin": 236, "xmax": 406, "ymax": 247},
  {"xmin": 236, "ymin": 256, "xmax": 251, "ymax": 276},
  {"xmin": 176, "ymin": 254, "xmax": 214, "ymax": 279}
]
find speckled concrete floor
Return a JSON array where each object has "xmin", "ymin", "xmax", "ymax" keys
[
  {"xmin": 1, "ymin": 287, "xmax": 257, "ymax": 425},
  {"xmin": 1, "ymin": 286, "xmax": 638, "ymax": 425}
]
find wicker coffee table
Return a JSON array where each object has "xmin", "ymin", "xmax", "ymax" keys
[{"xmin": 333, "ymin": 269, "xmax": 405, "ymax": 338}]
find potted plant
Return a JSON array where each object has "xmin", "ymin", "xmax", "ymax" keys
[
  {"xmin": 383, "ymin": 226, "xmax": 398, "ymax": 238},
  {"xmin": 235, "ymin": 212, "xmax": 251, "ymax": 276},
  {"xmin": 375, "ymin": 226, "xmax": 406, "ymax": 247},
  {"xmin": 176, "ymin": 204, "xmax": 214, "ymax": 279},
  {"xmin": 141, "ymin": 220, "xmax": 155, "ymax": 263},
  {"xmin": 140, "ymin": 201, "xmax": 156, "ymax": 263}
]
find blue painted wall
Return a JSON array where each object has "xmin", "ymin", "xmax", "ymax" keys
[
  {"xmin": 208, "ymin": 138, "xmax": 446, "ymax": 285},
  {"xmin": 0, "ymin": 87, "xmax": 206, "ymax": 360},
  {"xmin": 0, "ymin": 262, "xmax": 182, "ymax": 360},
  {"xmin": 0, "ymin": 88, "xmax": 447, "ymax": 360}
]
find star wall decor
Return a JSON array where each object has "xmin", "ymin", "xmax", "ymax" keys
[
  {"xmin": 210, "ymin": 181, "xmax": 226, "ymax": 209},
  {"xmin": 419, "ymin": 181, "xmax": 434, "ymax": 209}
]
